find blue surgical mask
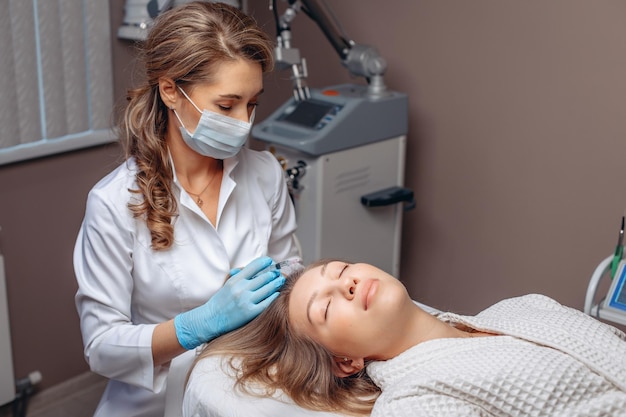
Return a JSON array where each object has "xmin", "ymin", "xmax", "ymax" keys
[{"xmin": 173, "ymin": 87, "xmax": 254, "ymax": 159}]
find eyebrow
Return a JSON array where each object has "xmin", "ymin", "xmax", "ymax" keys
[
  {"xmin": 305, "ymin": 261, "xmax": 330, "ymax": 324},
  {"xmin": 218, "ymin": 89, "xmax": 264, "ymax": 100}
]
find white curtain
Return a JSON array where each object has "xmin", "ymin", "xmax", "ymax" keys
[{"xmin": 0, "ymin": 0, "xmax": 113, "ymax": 165}]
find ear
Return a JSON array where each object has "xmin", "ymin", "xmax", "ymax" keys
[
  {"xmin": 332, "ymin": 356, "xmax": 365, "ymax": 378},
  {"xmin": 158, "ymin": 77, "xmax": 179, "ymax": 109}
]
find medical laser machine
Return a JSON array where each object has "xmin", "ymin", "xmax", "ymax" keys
[{"xmin": 253, "ymin": 1, "xmax": 414, "ymax": 276}]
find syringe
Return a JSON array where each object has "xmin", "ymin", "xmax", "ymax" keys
[{"xmin": 260, "ymin": 258, "xmax": 304, "ymax": 276}]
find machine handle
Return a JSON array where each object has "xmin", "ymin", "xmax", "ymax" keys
[{"xmin": 361, "ymin": 186, "xmax": 415, "ymax": 211}]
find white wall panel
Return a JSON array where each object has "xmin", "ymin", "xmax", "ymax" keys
[{"xmin": 0, "ymin": 254, "xmax": 15, "ymax": 406}]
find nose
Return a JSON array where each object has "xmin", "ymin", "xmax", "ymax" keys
[
  {"xmin": 334, "ymin": 275, "xmax": 358, "ymax": 300},
  {"xmin": 232, "ymin": 106, "xmax": 253, "ymax": 123}
]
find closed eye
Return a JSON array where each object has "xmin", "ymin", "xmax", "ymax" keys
[
  {"xmin": 324, "ymin": 299, "xmax": 330, "ymax": 321},
  {"xmin": 217, "ymin": 103, "xmax": 257, "ymax": 113},
  {"xmin": 338, "ymin": 263, "xmax": 348, "ymax": 278}
]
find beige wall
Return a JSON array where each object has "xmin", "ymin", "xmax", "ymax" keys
[
  {"xmin": 258, "ymin": 0, "xmax": 626, "ymax": 315},
  {"xmin": 1, "ymin": 0, "xmax": 625, "ymax": 391}
]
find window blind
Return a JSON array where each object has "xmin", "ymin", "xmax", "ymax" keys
[{"xmin": 0, "ymin": 0, "xmax": 114, "ymax": 166}]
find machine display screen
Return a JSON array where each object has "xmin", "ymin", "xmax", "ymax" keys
[
  {"xmin": 608, "ymin": 261, "xmax": 626, "ymax": 312},
  {"xmin": 279, "ymin": 100, "xmax": 337, "ymax": 129}
]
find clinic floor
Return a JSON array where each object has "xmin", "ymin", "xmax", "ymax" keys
[{"xmin": 0, "ymin": 372, "xmax": 106, "ymax": 417}]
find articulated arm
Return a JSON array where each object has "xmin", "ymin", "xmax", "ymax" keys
[{"xmin": 273, "ymin": 0, "xmax": 388, "ymax": 99}]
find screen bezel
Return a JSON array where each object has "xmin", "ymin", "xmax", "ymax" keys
[
  {"xmin": 278, "ymin": 100, "xmax": 337, "ymax": 129},
  {"xmin": 608, "ymin": 260, "xmax": 626, "ymax": 312}
]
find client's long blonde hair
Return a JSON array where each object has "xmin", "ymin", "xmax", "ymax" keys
[{"xmin": 192, "ymin": 261, "xmax": 380, "ymax": 416}]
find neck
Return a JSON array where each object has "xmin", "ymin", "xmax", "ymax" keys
[
  {"xmin": 167, "ymin": 136, "xmax": 222, "ymax": 181},
  {"xmin": 178, "ymin": 157, "xmax": 222, "ymax": 180},
  {"xmin": 166, "ymin": 114, "xmax": 222, "ymax": 179},
  {"xmin": 383, "ymin": 303, "xmax": 469, "ymax": 359}
]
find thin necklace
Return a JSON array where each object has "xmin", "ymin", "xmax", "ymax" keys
[
  {"xmin": 187, "ymin": 177, "xmax": 215, "ymax": 207},
  {"xmin": 185, "ymin": 163, "xmax": 222, "ymax": 208},
  {"xmin": 185, "ymin": 175, "xmax": 217, "ymax": 208}
]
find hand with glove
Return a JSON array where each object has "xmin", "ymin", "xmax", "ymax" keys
[{"xmin": 174, "ymin": 256, "xmax": 284, "ymax": 350}]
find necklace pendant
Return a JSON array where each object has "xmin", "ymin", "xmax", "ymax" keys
[{"xmin": 196, "ymin": 197, "xmax": 203, "ymax": 207}]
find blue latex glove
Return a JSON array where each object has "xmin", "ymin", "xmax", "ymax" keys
[{"xmin": 174, "ymin": 256, "xmax": 284, "ymax": 350}]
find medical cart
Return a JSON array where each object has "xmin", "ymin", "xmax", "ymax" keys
[{"xmin": 253, "ymin": 85, "xmax": 411, "ymax": 277}]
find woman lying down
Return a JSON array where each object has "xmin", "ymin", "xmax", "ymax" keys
[{"xmin": 183, "ymin": 259, "xmax": 626, "ymax": 417}]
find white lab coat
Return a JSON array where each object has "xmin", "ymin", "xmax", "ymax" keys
[{"xmin": 74, "ymin": 147, "xmax": 299, "ymax": 417}]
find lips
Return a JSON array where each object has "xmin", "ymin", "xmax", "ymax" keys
[{"xmin": 361, "ymin": 279, "xmax": 379, "ymax": 310}]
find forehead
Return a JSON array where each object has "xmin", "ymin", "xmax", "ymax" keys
[
  {"xmin": 210, "ymin": 59, "xmax": 262, "ymax": 87},
  {"xmin": 290, "ymin": 264, "xmax": 324, "ymax": 304},
  {"xmin": 288, "ymin": 264, "xmax": 325, "ymax": 331},
  {"xmin": 185, "ymin": 59, "xmax": 263, "ymax": 100}
]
